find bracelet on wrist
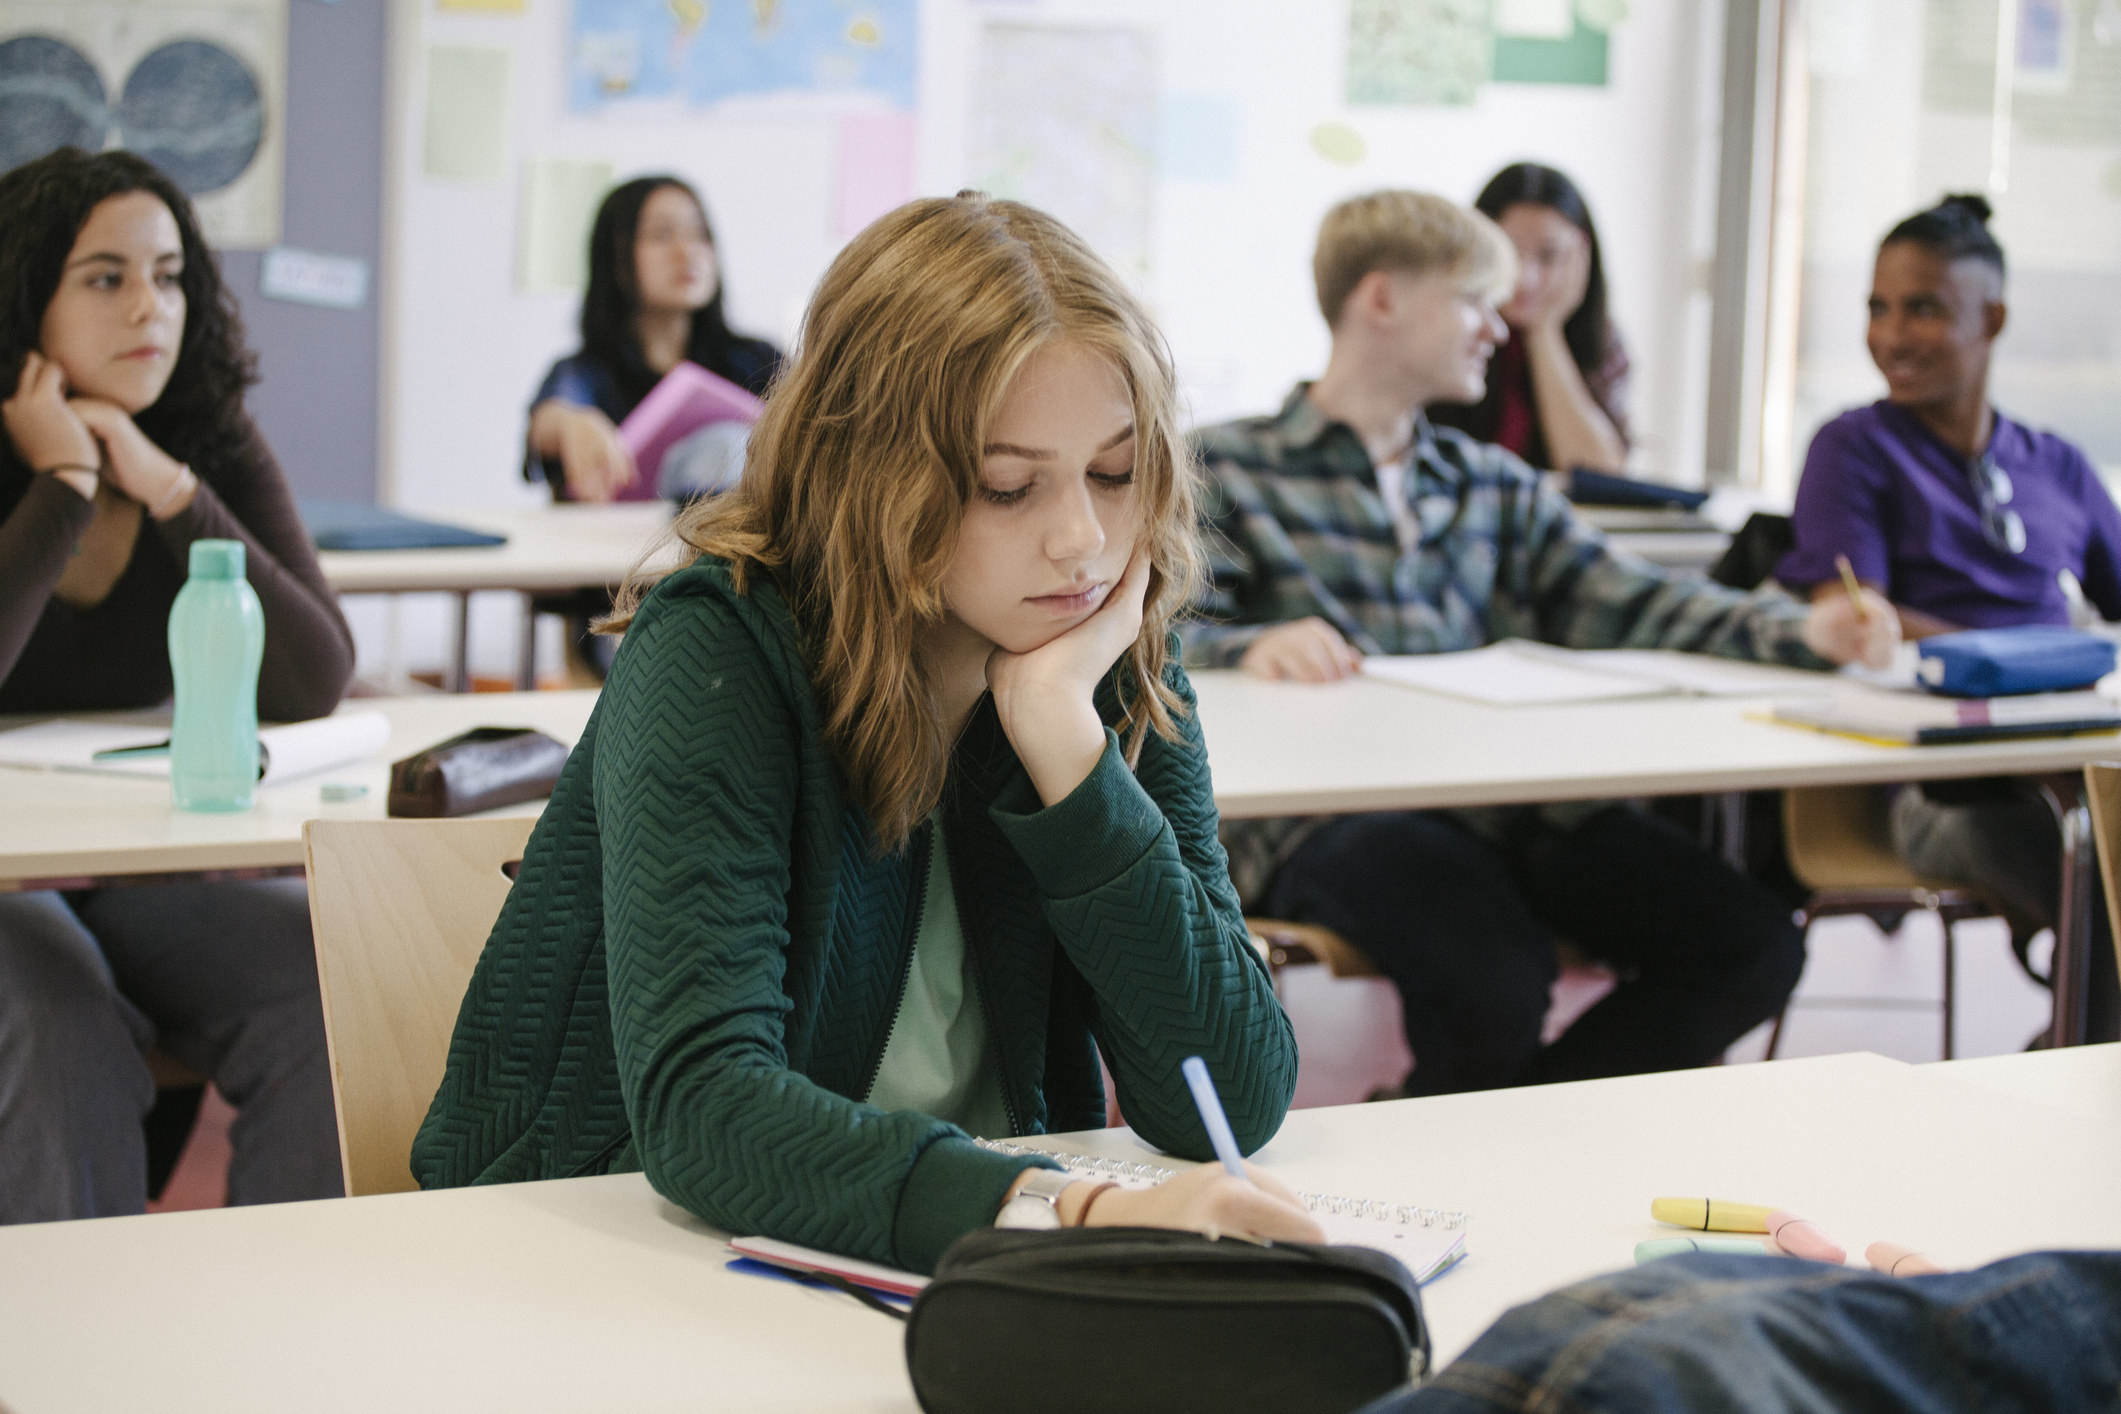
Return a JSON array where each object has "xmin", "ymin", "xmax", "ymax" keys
[
  {"xmin": 1073, "ymin": 1181, "xmax": 1120, "ymax": 1227},
  {"xmin": 147, "ymin": 463, "xmax": 197, "ymax": 521}
]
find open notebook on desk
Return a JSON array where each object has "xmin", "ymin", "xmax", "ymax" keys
[
  {"xmin": 731, "ymin": 1140, "xmax": 1468, "ymax": 1298},
  {"xmin": 1363, "ymin": 640, "xmax": 1808, "ymax": 706}
]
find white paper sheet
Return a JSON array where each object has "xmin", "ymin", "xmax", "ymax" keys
[
  {"xmin": 0, "ymin": 712, "xmax": 389, "ymax": 784},
  {"xmin": 1362, "ymin": 642, "xmax": 1672, "ymax": 705}
]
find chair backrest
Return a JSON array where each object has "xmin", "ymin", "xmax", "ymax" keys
[
  {"xmin": 2082, "ymin": 763, "xmax": 2121, "ymax": 993},
  {"xmin": 303, "ymin": 816, "xmax": 535, "ymax": 1197},
  {"xmin": 1783, "ymin": 784, "xmax": 1925, "ymax": 893}
]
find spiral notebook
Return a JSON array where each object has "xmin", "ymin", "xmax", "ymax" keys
[{"xmin": 728, "ymin": 1142, "xmax": 1467, "ymax": 1299}]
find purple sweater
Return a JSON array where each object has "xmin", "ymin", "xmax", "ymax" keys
[{"xmin": 1777, "ymin": 400, "xmax": 2121, "ymax": 629}]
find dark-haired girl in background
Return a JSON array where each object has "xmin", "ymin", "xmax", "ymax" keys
[
  {"xmin": 1431, "ymin": 162, "xmax": 1630, "ymax": 473},
  {"xmin": 526, "ymin": 176, "xmax": 781, "ymax": 503},
  {"xmin": 0, "ymin": 148, "xmax": 353, "ymax": 1221},
  {"xmin": 1774, "ymin": 194, "xmax": 2121, "ymax": 1044}
]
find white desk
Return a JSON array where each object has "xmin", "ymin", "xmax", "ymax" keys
[
  {"xmin": 1189, "ymin": 667, "xmax": 2121, "ymax": 819},
  {"xmin": 0, "ymin": 692, "xmax": 598, "ymax": 889},
  {"xmin": 1603, "ymin": 529, "xmax": 1732, "ymax": 573},
  {"xmin": 317, "ymin": 505, "xmax": 678, "ymax": 691},
  {"xmin": 9, "ymin": 671, "xmax": 2118, "ymax": 1033},
  {"xmin": 1932, "ymin": 1041, "xmax": 2121, "ymax": 1120},
  {"xmin": 1190, "ymin": 666, "xmax": 2121, "ymax": 1044},
  {"xmin": 1, "ymin": 1049, "xmax": 2113, "ymax": 1413}
]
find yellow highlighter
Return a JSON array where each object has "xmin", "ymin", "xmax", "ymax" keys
[{"xmin": 1651, "ymin": 1197, "xmax": 1774, "ymax": 1233}]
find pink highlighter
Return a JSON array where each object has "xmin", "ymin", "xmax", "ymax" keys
[{"xmin": 1764, "ymin": 1209, "xmax": 1847, "ymax": 1263}]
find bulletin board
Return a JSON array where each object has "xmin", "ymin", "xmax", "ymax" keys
[{"xmin": 0, "ymin": 0, "xmax": 286, "ymax": 247}]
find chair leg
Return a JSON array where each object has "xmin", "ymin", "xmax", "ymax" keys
[
  {"xmin": 1940, "ymin": 920, "xmax": 1957, "ymax": 1061},
  {"xmin": 1764, "ymin": 1005, "xmax": 1787, "ymax": 1061}
]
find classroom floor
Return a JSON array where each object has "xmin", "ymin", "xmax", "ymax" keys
[{"xmin": 147, "ymin": 912, "xmax": 2057, "ymax": 1214}]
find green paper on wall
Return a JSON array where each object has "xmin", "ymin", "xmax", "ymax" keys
[
  {"xmin": 1346, "ymin": 0, "xmax": 1492, "ymax": 107},
  {"xmin": 422, "ymin": 45, "xmax": 510, "ymax": 180},
  {"xmin": 1492, "ymin": 17, "xmax": 1608, "ymax": 86},
  {"xmin": 517, "ymin": 157, "xmax": 615, "ymax": 292}
]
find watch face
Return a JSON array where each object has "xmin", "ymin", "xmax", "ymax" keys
[{"xmin": 996, "ymin": 1194, "xmax": 1063, "ymax": 1230}]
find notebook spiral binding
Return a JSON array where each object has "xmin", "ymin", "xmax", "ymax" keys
[{"xmin": 975, "ymin": 1138, "xmax": 1467, "ymax": 1230}]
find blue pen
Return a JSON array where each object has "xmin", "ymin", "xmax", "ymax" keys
[{"xmin": 1180, "ymin": 1055, "xmax": 1250, "ymax": 1182}]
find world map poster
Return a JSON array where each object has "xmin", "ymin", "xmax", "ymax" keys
[{"xmin": 570, "ymin": 0, "xmax": 916, "ymax": 113}]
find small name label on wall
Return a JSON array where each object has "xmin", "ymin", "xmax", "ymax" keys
[{"xmin": 260, "ymin": 247, "xmax": 370, "ymax": 310}]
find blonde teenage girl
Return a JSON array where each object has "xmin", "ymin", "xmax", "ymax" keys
[{"xmin": 416, "ymin": 195, "xmax": 1318, "ymax": 1270}]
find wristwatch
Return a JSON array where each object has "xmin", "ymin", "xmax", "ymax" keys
[{"xmin": 994, "ymin": 1168, "xmax": 1074, "ymax": 1230}]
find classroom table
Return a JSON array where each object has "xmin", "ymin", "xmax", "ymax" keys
[
  {"xmin": 1189, "ymin": 665, "xmax": 2121, "ymax": 1047},
  {"xmin": 0, "ymin": 1048, "xmax": 2112, "ymax": 1413},
  {"xmin": 0, "ymin": 691, "xmax": 598, "ymax": 891},
  {"xmin": 5, "ymin": 666, "xmax": 2117, "ymax": 1037},
  {"xmin": 316, "ymin": 503, "xmax": 677, "ymax": 691}
]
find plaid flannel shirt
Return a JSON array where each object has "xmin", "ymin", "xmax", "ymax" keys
[{"xmin": 1181, "ymin": 386, "xmax": 1825, "ymax": 904}]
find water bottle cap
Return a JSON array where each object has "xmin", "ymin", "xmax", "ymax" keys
[{"xmin": 188, "ymin": 539, "xmax": 246, "ymax": 580}]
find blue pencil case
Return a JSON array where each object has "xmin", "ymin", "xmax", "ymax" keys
[{"xmin": 1916, "ymin": 626, "xmax": 2118, "ymax": 697}]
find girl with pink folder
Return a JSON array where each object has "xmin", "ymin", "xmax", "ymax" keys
[{"xmin": 525, "ymin": 176, "xmax": 780, "ymax": 504}]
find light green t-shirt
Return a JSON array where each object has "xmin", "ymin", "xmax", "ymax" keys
[{"xmin": 864, "ymin": 815, "xmax": 1013, "ymax": 1139}]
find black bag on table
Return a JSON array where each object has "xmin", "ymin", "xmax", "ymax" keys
[{"xmin": 903, "ymin": 1226, "xmax": 1428, "ymax": 1414}]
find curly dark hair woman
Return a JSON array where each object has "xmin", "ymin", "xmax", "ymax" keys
[
  {"xmin": 0, "ymin": 145, "xmax": 353, "ymax": 1224},
  {"xmin": 1429, "ymin": 162, "xmax": 1631, "ymax": 473},
  {"xmin": 0, "ymin": 147, "xmax": 255, "ymax": 469}
]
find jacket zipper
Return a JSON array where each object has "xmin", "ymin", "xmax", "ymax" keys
[{"xmin": 858, "ymin": 820, "xmax": 933, "ymax": 1104}]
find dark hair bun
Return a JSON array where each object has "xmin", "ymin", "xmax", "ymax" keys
[{"xmin": 1881, "ymin": 193, "xmax": 2006, "ymax": 274}]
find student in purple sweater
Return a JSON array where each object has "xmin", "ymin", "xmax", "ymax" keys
[
  {"xmin": 1777, "ymin": 195, "xmax": 2121, "ymax": 1041},
  {"xmin": 0, "ymin": 149, "xmax": 355, "ymax": 1220}
]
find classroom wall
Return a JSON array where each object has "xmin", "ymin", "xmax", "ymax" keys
[
  {"xmin": 383, "ymin": 0, "xmax": 1722, "ymax": 512},
  {"xmin": 369, "ymin": 0, "xmax": 1725, "ymax": 680},
  {"xmin": 229, "ymin": 0, "xmax": 386, "ymax": 504}
]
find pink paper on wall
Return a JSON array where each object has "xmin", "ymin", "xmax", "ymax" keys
[{"xmin": 835, "ymin": 113, "xmax": 918, "ymax": 241}]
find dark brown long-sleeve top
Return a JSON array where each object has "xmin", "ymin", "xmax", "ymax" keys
[{"xmin": 0, "ymin": 416, "xmax": 355, "ymax": 720}]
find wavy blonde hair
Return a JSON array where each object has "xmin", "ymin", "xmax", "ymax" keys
[{"xmin": 605, "ymin": 194, "xmax": 1203, "ymax": 851}]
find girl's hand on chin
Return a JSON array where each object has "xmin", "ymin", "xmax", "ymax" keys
[
  {"xmin": 69, "ymin": 397, "xmax": 190, "ymax": 511},
  {"xmin": 986, "ymin": 552, "xmax": 1151, "ymax": 807}
]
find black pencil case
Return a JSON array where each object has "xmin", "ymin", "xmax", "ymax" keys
[
  {"xmin": 903, "ymin": 1226, "xmax": 1428, "ymax": 1414},
  {"xmin": 386, "ymin": 727, "xmax": 568, "ymax": 818}
]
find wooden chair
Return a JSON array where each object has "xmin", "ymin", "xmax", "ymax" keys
[
  {"xmin": 1247, "ymin": 917, "xmax": 1602, "ymax": 982},
  {"xmin": 2081, "ymin": 763, "xmax": 2121, "ymax": 1017},
  {"xmin": 302, "ymin": 816, "xmax": 534, "ymax": 1197},
  {"xmin": 1775, "ymin": 784, "xmax": 1997, "ymax": 1060},
  {"xmin": 1246, "ymin": 917, "xmax": 1382, "ymax": 980}
]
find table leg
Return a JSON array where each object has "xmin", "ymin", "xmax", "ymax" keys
[
  {"xmin": 2040, "ymin": 775, "xmax": 2097, "ymax": 1048},
  {"xmin": 449, "ymin": 591, "xmax": 472, "ymax": 694},
  {"xmin": 1716, "ymin": 791, "xmax": 1747, "ymax": 870},
  {"xmin": 516, "ymin": 594, "xmax": 538, "ymax": 692}
]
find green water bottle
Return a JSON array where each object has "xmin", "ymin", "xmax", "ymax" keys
[{"xmin": 168, "ymin": 539, "xmax": 265, "ymax": 812}]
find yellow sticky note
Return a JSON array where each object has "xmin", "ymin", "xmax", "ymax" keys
[
  {"xmin": 437, "ymin": 0, "xmax": 528, "ymax": 10},
  {"xmin": 517, "ymin": 157, "xmax": 616, "ymax": 292},
  {"xmin": 1309, "ymin": 121, "xmax": 1367, "ymax": 165},
  {"xmin": 423, "ymin": 45, "xmax": 510, "ymax": 181}
]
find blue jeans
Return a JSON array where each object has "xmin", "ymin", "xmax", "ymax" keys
[{"xmin": 1362, "ymin": 1252, "xmax": 2121, "ymax": 1413}]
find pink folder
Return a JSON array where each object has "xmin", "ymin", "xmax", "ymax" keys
[{"xmin": 615, "ymin": 361, "xmax": 765, "ymax": 501}]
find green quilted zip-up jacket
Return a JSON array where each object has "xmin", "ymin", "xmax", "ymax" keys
[{"xmin": 412, "ymin": 559, "xmax": 1298, "ymax": 1273}]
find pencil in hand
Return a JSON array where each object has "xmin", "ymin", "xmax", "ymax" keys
[{"xmin": 1835, "ymin": 554, "xmax": 1871, "ymax": 626}]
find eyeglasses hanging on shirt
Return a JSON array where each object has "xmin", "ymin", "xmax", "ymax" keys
[{"xmin": 1967, "ymin": 451, "xmax": 2027, "ymax": 555}]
